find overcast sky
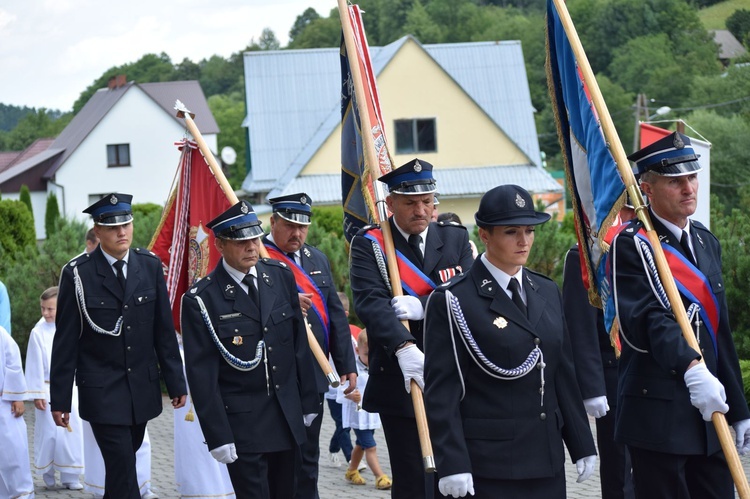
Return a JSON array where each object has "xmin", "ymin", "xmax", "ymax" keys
[{"xmin": 0, "ymin": 0, "xmax": 335, "ymax": 111}]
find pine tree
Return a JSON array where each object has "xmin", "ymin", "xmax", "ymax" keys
[
  {"xmin": 19, "ymin": 184, "xmax": 33, "ymax": 221},
  {"xmin": 45, "ymin": 192, "xmax": 61, "ymax": 238}
]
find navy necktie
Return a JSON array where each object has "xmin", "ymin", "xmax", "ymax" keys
[
  {"xmin": 507, "ymin": 278, "xmax": 527, "ymax": 317},
  {"xmin": 408, "ymin": 234, "xmax": 424, "ymax": 267},
  {"xmin": 242, "ymin": 274, "xmax": 259, "ymax": 307},
  {"xmin": 680, "ymin": 231, "xmax": 696, "ymax": 265},
  {"xmin": 113, "ymin": 260, "xmax": 126, "ymax": 291}
]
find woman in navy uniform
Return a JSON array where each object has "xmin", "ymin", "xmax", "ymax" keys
[
  {"xmin": 51, "ymin": 193, "xmax": 187, "ymax": 499},
  {"xmin": 611, "ymin": 132, "xmax": 750, "ymax": 498},
  {"xmin": 424, "ymin": 184, "xmax": 596, "ymax": 498},
  {"xmin": 181, "ymin": 200, "xmax": 319, "ymax": 499}
]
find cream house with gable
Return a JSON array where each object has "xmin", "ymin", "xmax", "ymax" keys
[{"xmin": 242, "ymin": 35, "xmax": 561, "ymax": 225}]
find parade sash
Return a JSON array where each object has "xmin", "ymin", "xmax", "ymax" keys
[
  {"xmin": 635, "ymin": 230, "xmax": 719, "ymax": 356},
  {"xmin": 364, "ymin": 229, "xmax": 436, "ymax": 297},
  {"xmin": 265, "ymin": 244, "xmax": 330, "ymax": 352}
]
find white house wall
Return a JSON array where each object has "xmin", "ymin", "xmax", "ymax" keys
[{"xmin": 55, "ymin": 90, "xmax": 218, "ymax": 229}]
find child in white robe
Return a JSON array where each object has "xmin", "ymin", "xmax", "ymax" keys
[
  {"xmin": 25, "ymin": 286, "xmax": 84, "ymax": 489},
  {"xmin": 0, "ymin": 325, "xmax": 35, "ymax": 498}
]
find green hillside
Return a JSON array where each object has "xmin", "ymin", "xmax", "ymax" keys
[{"xmin": 699, "ymin": 0, "xmax": 750, "ymax": 30}]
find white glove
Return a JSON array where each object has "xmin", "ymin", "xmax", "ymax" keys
[
  {"xmin": 394, "ymin": 343, "xmax": 425, "ymax": 393},
  {"xmin": 575, "ymin": 455, "xmax": 597, "ymax": 483},
  {"xmin": 684, "ymin": 363, "xmax": 728, "ymax": 421},
  {"xmin": 438, "ymin": 472, "xmax": 474, "ymax": 497},
  {"xmin": 733, "ymin": 419, "xmax": 750, "ymax": 455},
  {"xmin": 210, "ymin": 443, "xmax": 238, "ymax": 464},
  {"xmin": 303, "ymin": 413, "xmax": 318, "ymax": 427},
  {"xmin": 390, "ymin": 295, "xmax": 424, "ymax": 321},
  {"xmin": 583, "ymin": 396, "xmax": 609, "ymax": 419}
]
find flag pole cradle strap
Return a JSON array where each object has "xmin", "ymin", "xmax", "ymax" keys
[
  {"xmin": 370, "ymin": 239, "xmax": 392, "ymax": 293},
  {"xmin": 195, "ymin": 296, "xmax": 268, "ymax": 379},
  {"xmin": 445, "ymin": 290, "xmax": 545, "ymax": 406},
  {"xmin": 73, "ymin": 266, "xmax": 123, "ymax": 337}
]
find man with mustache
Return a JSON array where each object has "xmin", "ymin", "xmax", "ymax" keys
[
  {"xmin": 611, "ymin": 132, "xmax": 750, "ymax": 498},
  {"xmin": 349, "ymin": 159, "xmax": 474, "ymax": 498},
  {"xmin": 262, "ymin": 193, "xmax": 358, "ymax": 499}
]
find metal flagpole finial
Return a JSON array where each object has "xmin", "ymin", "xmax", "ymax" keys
[{"xmin": 174, "ymin": 99, "xmax": 195, "ymax": 119}]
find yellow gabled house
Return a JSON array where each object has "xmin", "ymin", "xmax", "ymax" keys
[{"xmin": 241, "ymin": 35, "xmax": 561, "ymax": 225}]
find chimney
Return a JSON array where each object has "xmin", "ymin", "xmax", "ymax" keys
[
  {"xmin": 108, "ymin": 76, "xmax": 117, "ymax": 89},
  {"xmin": 116, "ymin": 74, "xmax": 127, "ymax": 88}
]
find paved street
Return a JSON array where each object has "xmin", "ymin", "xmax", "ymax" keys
[{"xmin": 23, "ymin": 396, "xmax": 750, "ymax": 498}]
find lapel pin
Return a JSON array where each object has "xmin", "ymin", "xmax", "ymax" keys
[
  {"xmin": 303, "ymin": 247, "xmax": 311, "ymax": 258},
  {"xmin": 232, "ymin": 336, "xmax": 243, "ymax": 346},
  {"xmin": 494, "ymin": 317, "xmax": 508, "ymax": 329}
]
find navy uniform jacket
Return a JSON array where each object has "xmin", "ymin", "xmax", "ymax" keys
[
  {"xmin": 262, "ymin": 236, "xmax": 356, "ymax": 393},
  {"xmin": 50, "ymin": 246, "xmax": 186, "ymax": 425},
  {"xmin": 612, "ymin": 214, "xmax": 749, "ymax": 455},
  {"xmin": 180, "ymin": 258, "xmax": 319, "ymax": 453},
  {"xmin": 424, "ymin": 260, "xmax": 596, "ymax": 483},
  {"xmin": 349, "ymin": 218, "xmax": 473, "ymax": 417},
  {"xmin": 563, "ymin": 245, "xmax": 619, "ymax": 404}
]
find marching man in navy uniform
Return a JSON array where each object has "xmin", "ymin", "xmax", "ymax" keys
[
  {"xmin": 180, "ymin": 200, "xmax": 319, "ymax": 499},
  {"xmin": 611, "ymin": 132, "xmax": 750, "ymax": 498},
  {"xmin": 349, "ymin": 159, "xmax": 474, "ymax": 498},
  {"xmin": 51, "ymin": 193, "xmax": 187, "ymax": 499},
  {"xmin": 423, "ymin": 184, "xmax": 596, "ymax": 498},
  {"xmin": 262, "ymin": 193, "xmax": 358, "ymax": 499}
]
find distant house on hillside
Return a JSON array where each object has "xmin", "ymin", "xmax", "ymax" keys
[
  {"xmin": 0, "ymin": 76, "xmax": 219, "ymax": 239},
  {"xmin": 711, "ymin": 29, "xmax": 747, "ymax": 65},
  {"xmin": 240, "ymin": 35, "xmax": 562, "ymax": 225}
]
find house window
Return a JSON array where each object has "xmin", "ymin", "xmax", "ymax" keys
[
  {"xmin": 394, "ymin": 119, "xmax": 436, "ymax": 154},
  {"xmin": 107, "ymin": 144, "xmax": 130, "ymax": 167}
]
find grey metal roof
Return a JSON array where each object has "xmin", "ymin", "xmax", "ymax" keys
[
  {"xmin": 711, "ymin": 30, "xmax": 747, "ymax": 60},
  {"xmin": 140, "ymin": 81, "xmax": 219, "ymax": 133},
  {"xmin": 266, "ymin": 165, "xmax": 561, "ymax": 206},
  {"xmin": 242, "ymin": 36, "xmax": 544, "ymax": 196}
]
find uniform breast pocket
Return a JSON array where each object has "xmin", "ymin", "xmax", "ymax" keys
[
  {"xmin": 85, "ymin": 295, "xmax": 119, "ymax": 328},
  {"xmin": 217, "ymin": 320, "xmax": 263, "ymax": 358},
  {"xmin": 311, "ymin": 273, "xmax": 332, "ymax": 290},
  {"xmin": 270, "ymin": 303, "xmax": 295, "ymax": 344},
  {"xmin": 134, "ymin": 288, "xmax": 156, "ymax": 324},
  {"xmin": 708, "ymin": 271, "xmax": 725, "ymax": 297}
]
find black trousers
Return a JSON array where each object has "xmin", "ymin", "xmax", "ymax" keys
[
  {"xmin": 295, "ymin": 393, "xmax": 325, "ymax": 499},
  {"xmin": 89, "ymin": 422, "xmax": 146, "ymax": 499},
  {"xmin": 471, "ymin": 468, "xmax": 566, "ymax": 499},
  {"xmin": 380, "ymin": 413, "xmax": 436, "ymax": 499},
  {"xmin": 596, "ymin": 407, "xmax": 634, "ymax": 499},
  {"xmin": 227, "ymin": 448, "xmax": 298, "ymax": 499},
  {"xmin": 628, "ymin": 446, "xmax": 734, "ymax": 499}
]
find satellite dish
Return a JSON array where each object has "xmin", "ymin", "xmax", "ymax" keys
[{"xmin": 220, "ymin": 146, "xmax": 237, "ymax": 165}]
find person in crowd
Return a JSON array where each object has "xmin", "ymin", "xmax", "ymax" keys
[
  {"xmin": 262, "ymin": 192, "xmax": 358, "ymax": 499},
  {"xmin": 611, "ymin": 132, "xmax": 750, "ymax": 498},
  {"xmin": 181, "ymin": 200, "xmax": 319, "ymax": 498},
  {"xmin": 437, "ymin": 212, "xmax": 479, "ymax": 259},
  {"xmin": 349, "ymin": 158, "xmax": 474, "ymax": 498},
  {"xmin": 25, "ymin": 286, "xmax": 84, "ymax": 490},
  {"xmin": 51, "ymin": 193, "xmax": 187, "ymax": 499},
  {"xmin": 424, "ymin": 184, "xmax": 596, "ymax": 498}
]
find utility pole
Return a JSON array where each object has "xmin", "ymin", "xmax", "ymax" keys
[{"xmin": 632, "ymin": 93, "xmax": 650, "ymax": 153}]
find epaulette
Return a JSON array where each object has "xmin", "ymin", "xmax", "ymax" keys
[
  {"xmin": 436, "ymin": 220, "xmax": 468, "ymax": 230},
  {"xmin": 436, "ymin": 271, "xmax": 468, "ymax": 289},
  {"xmin": 261, "ymin": 257, "xmax": 291, "ymax": 271},
  {"xmin": 615, "ymin": 219, "xmax": 644, "ymax": 239},
  {"xmin": 134, "ymin": 247, "xmax": 159, "ymax": 259},
  {"xmin": 359, "ymin": 224, "xmax": 380, "ymax": 234},
  {"xmin": 186, "ymin": 275, "xmax": 214, "ymax": 296},
  {"xmin": 67, "ymin": 252, "xmax": 92, "ymax": 268},
  {"xmin": 524, "ymin": 267, "xmax": 554, "ymax": 283}
]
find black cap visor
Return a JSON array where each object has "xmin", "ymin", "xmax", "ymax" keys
[
  {"xmin": 276, "ymin": 211, "xmax": 311, "ymax": 225},
  {"xmin": 217, "ymin": 223, "xmax": 264, "ymax": 241},
  {"xmin": 95, "ymin": 213, "xmax": 133, "ymax": 226}
]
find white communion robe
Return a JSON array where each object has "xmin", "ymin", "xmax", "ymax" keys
[
  {"xmin": 25, "ymin": 318, "xmax": 84, "ymax": 478},
  {"xmin": 174, "ymin": 342, "xmax": 234, "ymax": 498},
  {"xmin": 0, "ymin": 326, "xmax": 35, "ymax": 498}
]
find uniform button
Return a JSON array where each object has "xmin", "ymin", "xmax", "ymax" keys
[
  {"xmin": 540, "ymin": 413, "xmax": 547, "ymax": 420},
  {"xmin": 536, "ymin": 363, "xmax": 542, "ymax": 370},
  {"xmin": 534, "ymin": 338, "xmax": 541, "ymax": 345},
  {"xmin": 264, "ymin": 327, "xmax": 268, "ymax": 332},
  {"xmin": 127, "ymin": 326, "xmax": 131, "ymax": 331},
  {"xmin": 322, "ymin": 281, "xmax": 327, "ymax": 285},
  {"xmin": 234, "ymin": 329, "xmax": 239, "ymax": 333},
  {"xmin": 670, "ymin": 370, "xmax": 676, "ymax": 375},
  {"xmin": 272, "ymin": 366, "xmax": 277, "ymax": 371},
  {"xmin": 100, "ymin": 301, "xmax": 105, "ymax": 305},
  {"xmin": 380, "ymin": 367, "xmax": 385, "ymax": 372},
  {"xmin": 282, "ymin": 313, "xmax": 286, "ymax": 317},
  {"xmin": 268, "ymin": 346, "xmax": 273, "ymax": 352},
  {"xmin": 127, "ymin": 346, "xmax": 131, "ymax": 351},
  {"xmin": 127, "ymin": 368, "xmax": 132, "ymax": 373},
  {"xmin": 275, "ymin": 385, "xmax": 280, "ymax": 390},
  {"xmin": 642, "ymin": 389, "xmax": 648, "ymax": 395},
  {"xmin": 124, "ymin": 305, "xmax": 128, "ymax": 310}
]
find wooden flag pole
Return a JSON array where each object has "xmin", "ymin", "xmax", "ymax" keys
[
  {"xmin": 550, "ymin": 3, "xmax": 749, "ymax": 496},
  {"xmin": 175, "ymin": 101, "xmax": 339, "ymax": 388},
  {"xmin": 337, "ymin": 1, "xmax": 435, "ymax": 472}
]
